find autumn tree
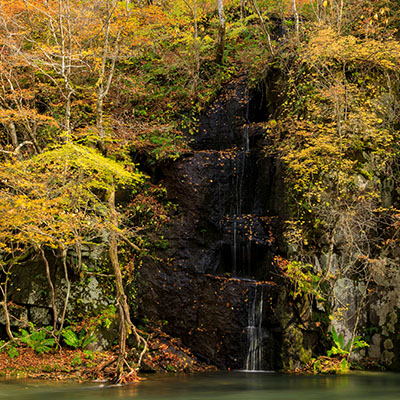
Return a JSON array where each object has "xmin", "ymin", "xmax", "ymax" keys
[
  {"xmin": 0, "ymin": 143, "xmax": 147, "ymax": 382},
  {"xmin": 264, "ymin": 1, "xmax": 400, "ymax": 351},
  {"xmin": 0, "ymin": 0, "xmax": 60, "ymax": 153}
]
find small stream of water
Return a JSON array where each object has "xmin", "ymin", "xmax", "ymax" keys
[
  {"xmin": 1, "ymin": 372, "xmax": 399, "ymax": 400},
  {"xmin": 244, "ymin": 285, "xmax": 264, "ymax": 371}
]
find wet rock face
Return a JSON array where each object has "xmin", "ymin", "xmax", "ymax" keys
[
  {"xmin": 159, "ymin": 150, "xmax": 282, "ymax": 278},
  {"xmin": 138, "ymin": 76, "xmax": 287, "ymax": 369},
  {"xmin": 192, "ymin": 76, "xmax": 250, "ymax": 151},
  {"xmin": 139, "ymin": 259, "xmax": 281, "ymax": 369}
]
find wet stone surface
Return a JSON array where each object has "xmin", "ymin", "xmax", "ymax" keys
[{"xmin": 138, "ymin": 77, "xmax": 287, "ymax": 370}]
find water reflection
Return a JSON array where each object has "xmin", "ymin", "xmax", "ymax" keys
[{"xmin": 0, "ymin": 372, "xmax": 399, "ymax": 400}]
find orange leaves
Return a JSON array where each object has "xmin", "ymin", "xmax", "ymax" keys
[
  {"xmin": 0, "ymin": 0, "xmax": 26, "ymax": 21},
  {"xmin": 0, "ymin": 108, "xmax": 59, "ymax": 127}
]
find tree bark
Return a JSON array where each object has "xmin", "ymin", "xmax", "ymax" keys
[
  {"xmin": 0, "ymin": 301, "xmax": 13, "ymax": 340},
  {"xmin": 41, "ymin": 248, "xmax": 58, "ymax": 332},
  {"xmin": 58, "ymin": 0, "xmax": 74, "ymax": 139},
  {"xmin": 108, "ymin": 185, "xmax": 147, "ymax": 383},
  {"xmin": 58, "ymin": 248, "xmax": 70, "ymax": 341},
  {"xmin": 240, "ymin": 0, "xmax": 247, "ymax": 21},
  {"xmin": 0, "ymin": 265, "xmax": 14, "ymax": 340},
  {"xmin": 95, "ymin": 0, "xmax": 120, "ymax": 153},
  {"xmin": 215, "ymin": 0, "xmax": 226, "ymax": 65},
  {"xmin": 8, "ymin": 122, "xmax": 18, "ymax": 148},
  {"xmin": 192, "ymin": 0, "xmax": 200, "ymax": 93},
  {"xmin": 292, "ymin": 0, "xmax": 299, "ymax": 38}
]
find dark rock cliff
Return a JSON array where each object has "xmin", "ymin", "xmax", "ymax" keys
[{"xmin": 138, "ymin": 76, "xmax": 293, "ymax": 370}]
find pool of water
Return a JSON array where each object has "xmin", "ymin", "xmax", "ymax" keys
[{"xmin": 1, "ymin": 371, "xmax": 399, "ymax": 399}]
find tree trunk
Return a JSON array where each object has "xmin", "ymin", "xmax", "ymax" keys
[
  {"xmin": 8, "ymin": 122, "xmax": 18, "ymax": 148},
  {"xmin": 249, "ymin": 0, "xmax": 274, "ymax": 56},
  {"xmin": 215, "ymin": 0, "xmax": 226, "ymax": 65},
  {"xmin": 240, "ymin": 0, "xmax": 246, "ymax": 21},
  {"xmin": 96, "ymin": 0, "xmax": 120, "ymax": 153},
  {"xmin": 0, "ymin": 301, "xmax": 13, "ymax": 340},
  {"xmin": 292, "ymin": 0, "xmax": 299, "ymax": 38},
  {"xmin": 58, "ymin": 248, "xmax": 70, "ymax": 341},
  {"xmin": 346, "ymin": 273, "xmax": 371, "ymax": 362},
  {"xmin": 337, "ymin": 0, "xmax": 344, "ymax": 32},
  {"xmin": 0, "ymin": 264, "xmax": 14, "ymax": 340},
  {"xmin": 41, "ymin": 248, "xmax": 58, "ymax": 332},
  {"xmin": 108, "ymin": 185, "xmax": 147, "ymax": 383},
  {"xmin": 192, "ymin": 0, "xmax": 200, "ymax": 93},
  {"xmin": 58, "ymin": 0, "xmax": 74, "ymax": 140},
  {"xmin": 96, "ymin": 93, "xmax": 105, "ymax": 152}
]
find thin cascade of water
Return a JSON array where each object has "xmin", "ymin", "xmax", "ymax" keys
[
  {"xmin": 246, "ymin": 241, "xmax": 252, "ymax": 276},
  {"xmin": 232, "ymin": 86, "xmax": 250, "ymax": 273},
  {"xmin": 245, "ymin": 285, "xmax": 264, "ymax": 371},
  {"xmin": 232, "ymin": 150, "xmax": 245, "ymax": 275},
  {"xmin": 244, "ymin": 87, "xmax": 250, "ymax": 153},
  {"xmin": 234, "ymin": 154, "xmax": 243, "ymax": 216},
  {"xmin": 238, "ymin": 152, "xmax": 245, "ymax": 213},
  {"xmin": 233, "ymin": 220, "xmax": 237, "ymax": 275},
  {"xmin": 244, "ymin": 126, "xmax": 249, "ymax": 154},
  {"xmin": 218, "ymin": 85, "xmax": 268, "ymax": 369}
]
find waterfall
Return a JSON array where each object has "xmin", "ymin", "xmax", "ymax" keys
[
  {"xmin": 244, "ymin": 87, "xmax": 250, "ymax": 153},
  {"xmin": 144, "ymin": 75, "xmax": 280, "ymax": 371},
  {"xmin": 233, "ymin": 220, "xmax": 237, "ymax": 275},
  {"xmin": 244, "ymin": 285, "xmax": 264, "ymax": 371},
  {"xmin": 244, "ymin": 126, "xmax": 249, "ymax": 154},
  {"xmin": 234, "ymin": 153, "xmax": 245, "ymax": 216},
  {"xmin": 246, "ymin": 241, "xmax": 252, "ymax": 276},
  {"xmin": 232, "ymin": 149, "xmax": 245, "ymax": 276}
]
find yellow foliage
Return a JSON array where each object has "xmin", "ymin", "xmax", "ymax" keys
[
  {"xmin": 0, "ymin": 143, "xmax": 145, "ymax": 255},
  {"xmin": 305, "ymin": 28, "xmax": 400, "ymax": 72}
]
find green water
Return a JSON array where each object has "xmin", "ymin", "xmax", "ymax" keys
[{"xmin": 1, "ymin": 372, "xmax": 399, "ymax": 399}]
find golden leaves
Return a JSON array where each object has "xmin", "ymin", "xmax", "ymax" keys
[
  {"xmin": 304, "ymin": 28, "xmax": 400, "ymax": 72},
  {"xmin": 0, "ymin": 143, "xmax": 145, "ymax": 254}
]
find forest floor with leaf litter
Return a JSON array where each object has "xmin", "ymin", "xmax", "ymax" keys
[{"xmin": 0, "ymin": 328, "xmax": 215, "ymax": 382}]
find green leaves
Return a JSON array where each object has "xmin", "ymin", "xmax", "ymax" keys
[
  {"xmin": 327, "ymin": 326, "xmax": 369, "ymax": 358},
  {"xmin": 0, "ymin": 340, "xmax": 19, "ymax": 359},
  {"xmin": 277, "ymin": 258, "xmax": 323, "ymax": 300},
  {"xmin": 330, "ymin": 325, "xmax": 348, "ymax": 353},
  {"xmin": 19, "ymin": 326, "xmax": 55, "ymax": 355},
  {"xmin": 309, "ymin": 327, "xmax": 368, "ymax": 374},
  {"xmin": 61, "ymin": 327, "xmax": 96, "ymax": 350},
  {"xmin": 7, "ymin": 344, "xmax": 19, "ymax": 359}
]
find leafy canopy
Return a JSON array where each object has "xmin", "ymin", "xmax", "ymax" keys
[{"xmin": 0, "ymin": 143, "xmax": 144, "ymax": 254}]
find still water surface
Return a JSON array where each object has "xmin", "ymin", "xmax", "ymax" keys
[{"xmin": 1, "ymin": 371, "xmax": 399, "ymax": 400}]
